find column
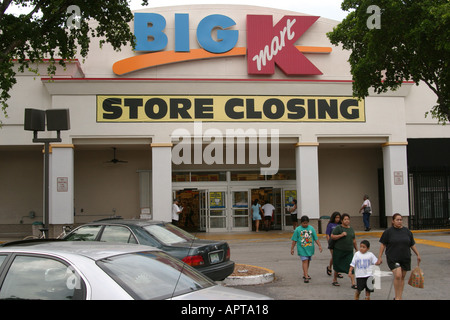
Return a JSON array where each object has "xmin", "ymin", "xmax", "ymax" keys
[
  {"xmin": 295, "ymin": 143, "xmax": 320, "ymax": 219},
  {"xmin": 382, "ymin": 142, "xmax": 409, "ymax": 220},
  {"xmin": 49, "ymin": 145, "xmax": 74, "ymax": 225},
  {"xmin": 151, "ymin": 143, "xmax": 173, "ymax": 221}
]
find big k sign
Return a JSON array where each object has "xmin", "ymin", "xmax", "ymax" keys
[{"xmin": 113, "ymin": 12, "xmax": 330, "ymax": 76}]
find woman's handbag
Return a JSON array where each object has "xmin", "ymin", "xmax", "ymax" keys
[
  {"xmin": 328, "ymin": 237, "xmax": 335, "ymax": 249},
  {"xmin": 408, "ymin": 266, "xmax": 424, "ymax": 288}
]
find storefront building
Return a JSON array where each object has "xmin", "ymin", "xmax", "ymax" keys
[{"xmin": 1, "ymin": 5, "xmax": 449, "ymax": 237}]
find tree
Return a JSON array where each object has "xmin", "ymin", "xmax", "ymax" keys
[
  {"xmin": 0, "ymin": 0, "xmax": 149, "ymax": 121},
  {"xmin": 327, "ymin": 0, "xmax": 449, "ymax": 123}
]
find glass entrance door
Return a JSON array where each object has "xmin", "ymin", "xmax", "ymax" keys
[
  {"xmin": 209, "ymin": 191, "xmax": 227, "ymax": 231},
  {"xmin": 231, "ymin": 190, "xmax": 250, "ymax": 231}
]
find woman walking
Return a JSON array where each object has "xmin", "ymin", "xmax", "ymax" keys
[
  {"xmin": 251, "ymin": 199, "xmax": 263, "ymax": 232},
  {"xmin": 377, "ymin": 213, "xmax": 421, "ymax": 300},
  {"xmin": 331, "ymin": 213, "xmax": 357, "ymax": 287},
  {"xmin": 325, "ymin": 212, "xmax": 342, "ymax": 276}
]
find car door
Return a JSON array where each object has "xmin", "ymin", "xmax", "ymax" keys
[
  {"xmin": 0, "ymin": 254, "xmax": 86, "ymax": 300},
  {"xmin": 64, "ymin": 225, "xmax": 103, "ymax": 241},
  {"xmin": 99, "ymin": 225, "xmax": 138, "ymax": 244}
]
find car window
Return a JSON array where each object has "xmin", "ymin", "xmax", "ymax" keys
[
  {"xmin": 143, "ymin": 224, "xmax": 195, "ymax": 245},
  {"xmin": 0, "ymin": 255, "xmax": 85, "ymax": 300},
  {"xmin": 100, "ymin": 226, "xmax": 138, "ymax": 244},
  {"xmin": 97, "ymin": 251, "xmax": 214, "ymax": 300},
  {"xmin": 0, "ymin": 255, "xmax": 7, "ymax": 267},
  {"xmin": 65, "ymin": 225, "xmax": 102, "ymax": 241}
]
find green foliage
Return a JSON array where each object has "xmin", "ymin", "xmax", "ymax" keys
[
  {"xmin": 0, "ymin": 0, "xmax": 149, "ymax": 120},
  {"xmin": 327, "ymin": 0, "xmax": 450, "ymax": 123}
]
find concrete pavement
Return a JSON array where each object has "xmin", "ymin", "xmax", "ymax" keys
[
  {"xmin": 198, "ymin": 228, "xmax": 450, "ymax": 300},
  {"xmin": 1, "ymin": 228, "xmax": 449, "ymax": 300}
]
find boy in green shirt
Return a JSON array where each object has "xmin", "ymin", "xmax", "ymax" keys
[{"xmin": 291, "ymin": 215, "xmax": 323, "ymax": 283}]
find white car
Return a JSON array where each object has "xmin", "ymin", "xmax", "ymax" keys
[{"xmin": 0, "ymin": 241, "xmax": 271, "ymax": 300}]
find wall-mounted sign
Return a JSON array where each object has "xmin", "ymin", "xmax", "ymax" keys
[
  {"xmin": 97, "ymin": 95, "xmax": 365, "ymax": 122},
  {"xmin": 57, "ymin": 177, "xmax": 68, "ymax": 192},
  {"xmin": 394, "ymin": 171, "xmax": 404, "ymax": 185},
  {"xmin": 113, "ymin": 13, "xmax": 331, "ymax": 76}
]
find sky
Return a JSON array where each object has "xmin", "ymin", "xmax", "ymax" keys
[
  {"xmin": 6, "ymin": 1, "xmax": 348, "ymax": 21},
  {"xmin": 131, "ymin": 0, "xmax": 348, "ymax": 21}
]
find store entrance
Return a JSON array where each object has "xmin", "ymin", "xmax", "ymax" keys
[
  {"xmin": 174, "ymin": 189, "xmax": 202, "ymax": 233},
  {"xmin": 175, "ymin": 189, "xmax": 227, "ymax": 233},
  {"xmin": 175, "ymin": 187, "xmax": 295, "ymax": 232},
  {"xmin": 250, "ymin": 188, "xmax": 282, "ymax": 230}
]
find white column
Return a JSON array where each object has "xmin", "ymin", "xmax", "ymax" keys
[
  {"xmin": 49, "ymin": 145, "xmax": 74, "ymax": 224},
  {"xmin": 295, "ymin": 143, "xmax": 320, "ymax": 219},
  {"xmin": 151, "ymin": 143, "xmax": 173, "ymax": 221},
  {"xmin": 382, "ymin": 143, "xmax": 409, "ymax": 218}
]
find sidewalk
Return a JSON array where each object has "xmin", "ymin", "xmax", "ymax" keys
[
  {"xmin": 196, "ymin": 228, "xmax": 450, "ymax": 241},
  {"xmin": 2, "ymin": 228, "xmax": 449, "ymax": 244}
]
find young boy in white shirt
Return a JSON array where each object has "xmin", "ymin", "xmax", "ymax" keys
[{"xmin": 349, "ymin": 240, "xmax": 378, "ymax": 300}]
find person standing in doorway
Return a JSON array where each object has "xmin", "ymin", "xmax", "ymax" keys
[
  {"xmin": 377, "ymin": 213, "xmax": 421, "ymax": 300},
  {"xmin": 251, "ymin": 199, "xmax": 263, "ymax": 232},
  {"xmin": 172, "ymin": 198, "xmax": 183, "ymax": 226},
  {"xmin": 262, "ymin": 201, "xmax": 275, "ymax": 231},
  {"xmin": 288, "ymin": 199, "xmax": 298, "ymax": 230},
  {"xmin": 359, "ymin": 194, "xmax": 372, "ymax": 231}
]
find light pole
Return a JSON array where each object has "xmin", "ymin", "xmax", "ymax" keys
[{"xmin": 24, "ymin": 109, "xmax": 70, "ymax": 237}]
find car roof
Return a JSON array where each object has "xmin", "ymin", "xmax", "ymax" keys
[
  {"xmin": 0, "ymin": 240, "xmax": 160, "ymax": 261},
  {"xmin": 88, "ymin": 219, "xmax": 165, "ymax": 227}
]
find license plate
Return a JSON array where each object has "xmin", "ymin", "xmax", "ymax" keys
[{"xmin": 210, "ymin": 252, "xmax": 221, "ymax": 264}]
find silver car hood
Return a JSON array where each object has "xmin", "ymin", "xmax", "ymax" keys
[{"xmin": 171, "ymin": 284, "xmax": 272, "ymax": 300}]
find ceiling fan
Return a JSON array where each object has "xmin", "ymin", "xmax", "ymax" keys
[{"xmin": 105, "ymin": 147, "xmax": 128, "ymax": 164}]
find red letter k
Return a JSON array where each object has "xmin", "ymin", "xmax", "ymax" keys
[{"xmin": 247, "ymin": 15, "xmax": 322, "ymax": 75}]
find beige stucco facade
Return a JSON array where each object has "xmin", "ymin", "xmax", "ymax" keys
[{"xmin": 0, "ymin": 5, "xmax": 447, "ymax": 237}]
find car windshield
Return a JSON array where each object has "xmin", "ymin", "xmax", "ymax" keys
[
  {"xmin": 143, "ymin": 223, "xmax": 196, "ymax": 245},
  {"xmin": 97, "ymin": 251, "xmax": 214, "ymax": 300}
]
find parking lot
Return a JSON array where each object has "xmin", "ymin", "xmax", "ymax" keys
[{"xmin": 199, "ymin": 229, "xmax": 450, "ymax": 300}]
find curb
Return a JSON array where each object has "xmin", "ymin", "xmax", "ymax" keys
[{"xmin": 223, "ymin": 264, "xmax": 275, "ymax": 286}]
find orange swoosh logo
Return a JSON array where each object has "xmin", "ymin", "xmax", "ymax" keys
[{"xmin": 113, "ymin": 46, "xmax": 332, "ymax": 76}]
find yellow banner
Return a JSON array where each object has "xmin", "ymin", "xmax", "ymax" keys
[{"xmin": 97, "ymin": 95, "xmax": 364, "ymax": 122}]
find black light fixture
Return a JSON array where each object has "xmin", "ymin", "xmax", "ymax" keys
[{"xmin": 24, "ymin": 108, "xmax": 70, "ymax": 236}]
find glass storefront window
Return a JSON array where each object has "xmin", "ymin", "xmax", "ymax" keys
[
  {"xmin": 173, "ymin": 172, "xmax": 190, "ymax": 182},
  {"xmin": 172, "ymin": 171, "xmax": 226, "ymax": 182},
  {"xmin": 231, "ymin": 171, "xmax": 265, "ymax": 181},
  {"xmin": 231, "ymin": 170, "xmax": 295, "ymax": 181},
  {"xmin": 268, "ymin": 170, "xmax": 296, "ymax": 180}
]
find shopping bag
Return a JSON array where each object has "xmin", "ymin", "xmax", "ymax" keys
[{"xmin": 408, "ymin": 266, "xmax": 424, "ymax": 288}]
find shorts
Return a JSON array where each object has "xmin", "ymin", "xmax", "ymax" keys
[
  {"xmin": 356, "ymin": 277, "xmax": 374, "ymax": 293},
  {"xmin": 264, "ymin": 216, "xmax": 272, "ymax": 221},
  {"xmin": 387, "ymin": 257, "xmax": 411, "ymax": 271},
  {"xmin": 300, "ymin": 256, "xmax": 311, "ymax": 261},
  {"xmin": 291, "ymin": 214, "xmax": 298, "ymax": 222}
]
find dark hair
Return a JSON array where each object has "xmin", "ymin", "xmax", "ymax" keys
[
  {"xmin": 391, "ymin": 213, "xmax": 403, "ymax": 226},
  {"xmin": 329, "ymin": 211, "xmax": 341, "ymax": 224},
  {"xmin": 392, "ymin": 213, "xmax": 402, "ymax": 220},
  {"xmin": 300, "ymin": 215, "xmax": 309, "ymax": 223},
  {"xmin": 360, "ymin": 240, "xmax": 370, "ymax": 248},
  {"xmin": 293, "ymin": 199, "xmax": 297, "ymax": 205},
  {"xmin": 341, "ymin": 213, "xmax": 350, "ymax": 221},
  {"xmin": 253, "ymin": 199, "xmax": 259, "ymax": 206}
]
